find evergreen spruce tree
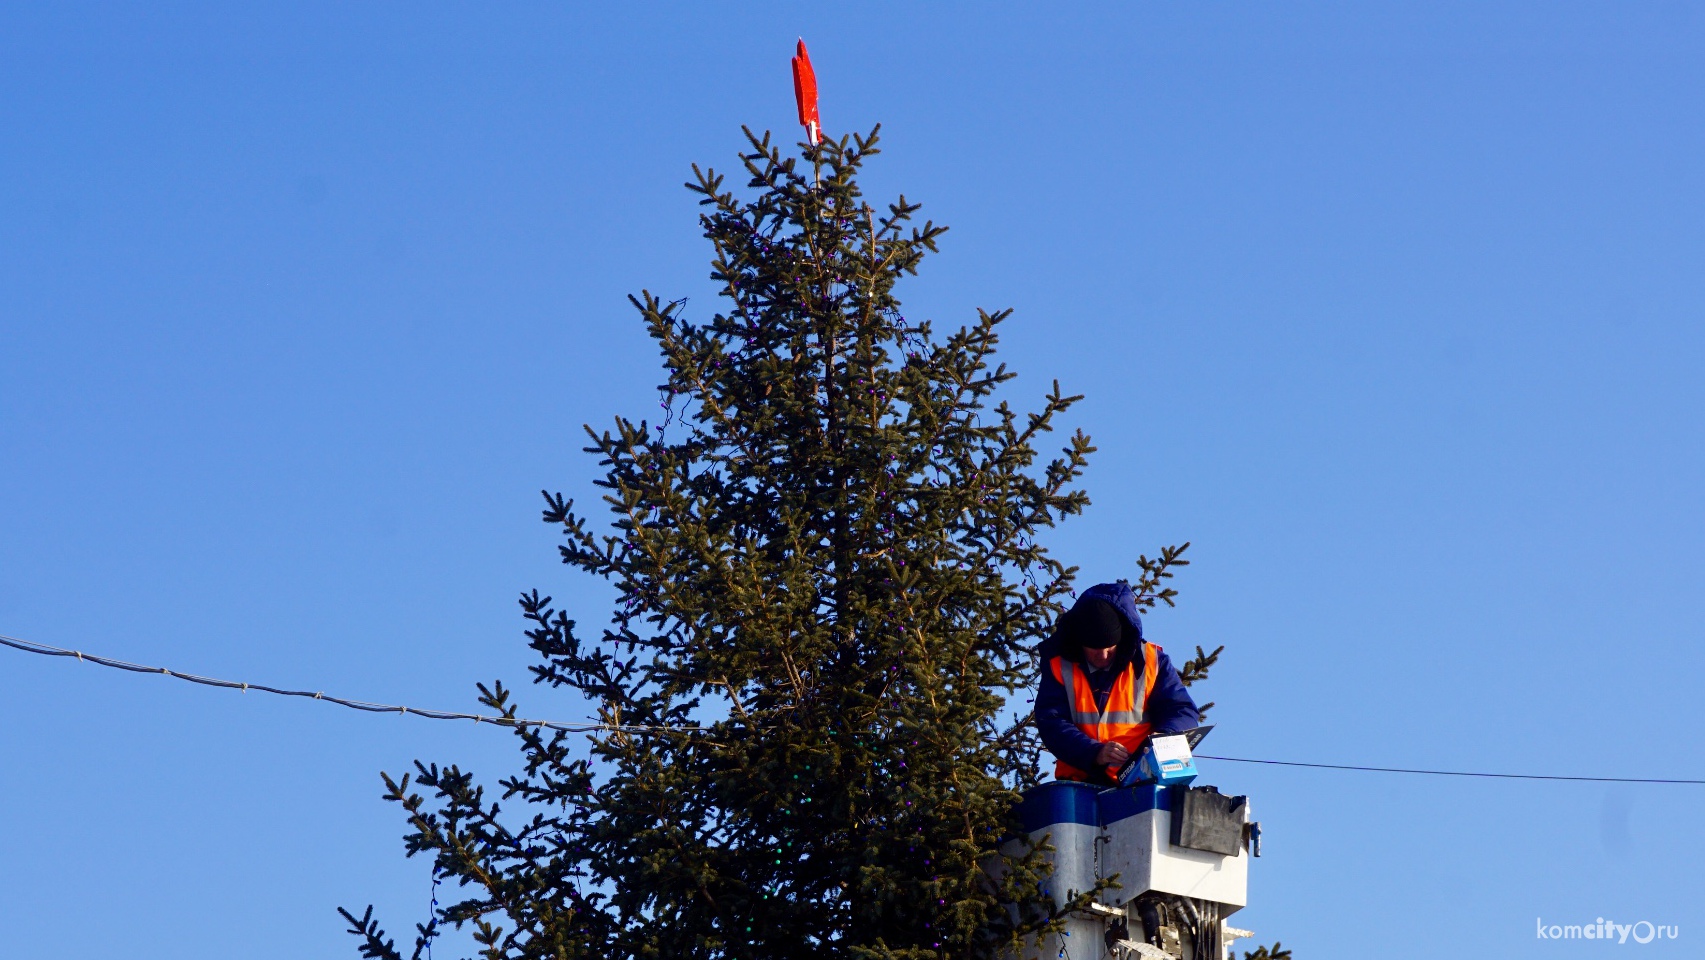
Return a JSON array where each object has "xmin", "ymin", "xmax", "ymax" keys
[{"xmin": 341, "ymin": 127, "xmax": 1283, "ymax": 960}]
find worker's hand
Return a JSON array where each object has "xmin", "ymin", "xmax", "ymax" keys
[{"xmin": 1095, "ymin": 741, "xmax": 1130, "ymax": 768}]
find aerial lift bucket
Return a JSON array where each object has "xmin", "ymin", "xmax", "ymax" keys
[{"xmin": 1004, "ymin": 733, "xmax": 1260, "ymax": 960}]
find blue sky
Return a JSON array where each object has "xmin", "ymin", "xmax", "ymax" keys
[{"xmin": 2, "ymin": 3, "xmax": 1701, "ymax": 957}]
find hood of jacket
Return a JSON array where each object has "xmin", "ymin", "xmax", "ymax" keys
[{"xmin": 1037, "ymin": 581, "xmax": 1146, "ymax": 674}]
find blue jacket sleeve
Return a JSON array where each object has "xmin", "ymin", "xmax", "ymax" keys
[
  {"xmin": 1145, "ymin": 649, "xmax": 1201, "ymax": 736},
  {"xmin": 1035, "ymin": 662, "xmax": 1105, "ymax": 772}
]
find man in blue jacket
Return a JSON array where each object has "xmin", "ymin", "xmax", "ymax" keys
[{"xmin": 1035, "ymin": 581, "xmax": 1200, "ymax": 785}]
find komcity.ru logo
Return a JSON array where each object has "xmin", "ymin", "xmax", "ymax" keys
[{"xmin": 1537, "ymin": 918, "xmax": 1680, "ymax": 943}]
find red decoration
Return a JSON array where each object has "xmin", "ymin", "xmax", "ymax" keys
[{"xmin": 791, "ymin": 39, "xmax": 821, "ymax": 145}]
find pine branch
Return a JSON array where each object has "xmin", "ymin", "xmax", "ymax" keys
[{"xmin": 1131, "ymin": 541, "xmax": 1191, "ymax": 609}]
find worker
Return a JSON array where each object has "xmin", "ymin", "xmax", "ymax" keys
[{"xmin": 1035, "ymin": 581, "xmax": 1200, "ymax": 785}]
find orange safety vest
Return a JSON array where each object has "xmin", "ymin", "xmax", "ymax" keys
[{"xmin": 1050, "ymin": 642, "xmax": 1161, "ymax": 783}]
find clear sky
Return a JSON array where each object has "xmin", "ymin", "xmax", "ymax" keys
[{"xmin": 2, "ymin": 3, "xmax": 1701, "ymax": 957}]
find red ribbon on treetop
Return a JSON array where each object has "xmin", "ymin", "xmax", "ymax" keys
[{"xmin": 791, "ymin": 39, "xmax": 820, "ymax": 145}]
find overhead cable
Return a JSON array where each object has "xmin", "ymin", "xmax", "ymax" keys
[
  {"xmin": 0, "ymin": 632, "xmax": 694, "ymax": 735},
  {"xmin": 4, "ymin": 631, "xmax": 1702, "ymax": 784},
  {"xmin": 1194, "ymin": 754, "xmax": 1705, "ymax": 785}
]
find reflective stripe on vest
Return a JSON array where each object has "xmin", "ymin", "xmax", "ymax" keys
[{"xmin": 1050, "ymin": 642, "xmax": 1161, "ymax": 783}]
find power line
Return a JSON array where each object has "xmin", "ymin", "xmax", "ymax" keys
[
  {"xmin": 0, "ymin": 632, "xmax": 694, "ymax": 736},
  {"xmin": 1195, "ymin": 754, "xmax": 1705, "ymax": 785},
  {"xmin": 5, "ymin": 631, "xmax": 1702, "ymax": 785}
]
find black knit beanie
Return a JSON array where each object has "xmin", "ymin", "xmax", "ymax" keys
[{"xmin": 1073, "ymin": 598, "xmax": 1125, "ymax": 650}]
